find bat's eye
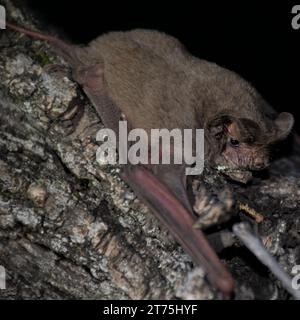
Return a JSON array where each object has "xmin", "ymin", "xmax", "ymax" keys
[{"xmin": 230, "ymin": 138, "xmax": 240, "ymax": 147}]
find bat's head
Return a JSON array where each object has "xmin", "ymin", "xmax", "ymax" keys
[{"xmin": 206, "ymin": 112, "xmax": 294, "ymax": 183}]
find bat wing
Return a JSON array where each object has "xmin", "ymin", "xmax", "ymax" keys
[{"xmin": 73, "ymin": 63, "xmax": 121, "ymax": 133}]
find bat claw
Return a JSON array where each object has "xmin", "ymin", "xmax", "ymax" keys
[
  {"xmin": 193, "ymin": 186, "xmax": 235, "ymax": 230},
  {"xmin": 44, "ymin": 63, "xmax": 71, "ymax": 78}
]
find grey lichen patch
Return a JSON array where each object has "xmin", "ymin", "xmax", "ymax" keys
[
  {"xmin": 3, "ymin": 54, "xmax": 41, "ymax": 98},
  {"xmin": 260, "ymin": 176, "xmax": 300, "ymax": 210},
  {"xmin": 5, "ymin": 54, "xmax": 34, "ymax": 76},
  {"xmin": 55, "ymin": 142, "xmax": 91, "ymax": 179},
  {"xmin": 87, "ymin": 221, "xmax": 108, "ymax": 243},
  {"xmin": 13, "ymin": 206, "xmax": 41, "ymax": 229},
  {"xmin": 64, "ymin": 207, "xmax": 95, "ymax": 245},
  {"xmin": 176, "ymin": 267, "xmax": 215, "ymax": 300}
]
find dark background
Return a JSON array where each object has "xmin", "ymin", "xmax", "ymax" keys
[{"xmin": 23, "ymin": 1, "xmax": 299, "ymax": 131}]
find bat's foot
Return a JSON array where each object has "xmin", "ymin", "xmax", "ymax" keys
[
  {"xmin": 193, "ymin": 186, "xmax": 235, "ymax": 230},
  {"xmin": 206, "ymin": 230, "xmax": 236, "ymax": 252},
  {"xmin": 50, "ymin": 97, "xmax": 85, "ymax": 136}
]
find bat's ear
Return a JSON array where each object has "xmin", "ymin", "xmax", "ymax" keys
[
  {"xmin": 269, "ymin": 112, "xmax": 294, "ymax": 142},
  {"xmin": 207, "ymin": 115, "xmax": 234, "ymax": 139}
]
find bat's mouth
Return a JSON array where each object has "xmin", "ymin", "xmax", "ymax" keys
[
  {"xmin": 215, "ymin": 166, "xmax": 253, "ymax": 184},
  {"xmin": 225, "ymin": 169, "xmax": 253, "ymax": 184}
]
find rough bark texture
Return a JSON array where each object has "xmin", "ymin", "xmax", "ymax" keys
[{"xmin": 0, "ymin": 1, "xmax": 299, "ymax": 300}]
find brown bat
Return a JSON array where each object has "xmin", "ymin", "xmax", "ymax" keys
[{"xmin": 4, "ymin": 22, "xmax": 294, "ymax": 297}]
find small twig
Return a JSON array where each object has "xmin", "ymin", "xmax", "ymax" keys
[
  {"xmin": 238, "ymin": 202, "xmax": 264, "ymax": 223},
  {"xmin": 233, "ymin": 222, "xmax": 300, "ymax": 300}
]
